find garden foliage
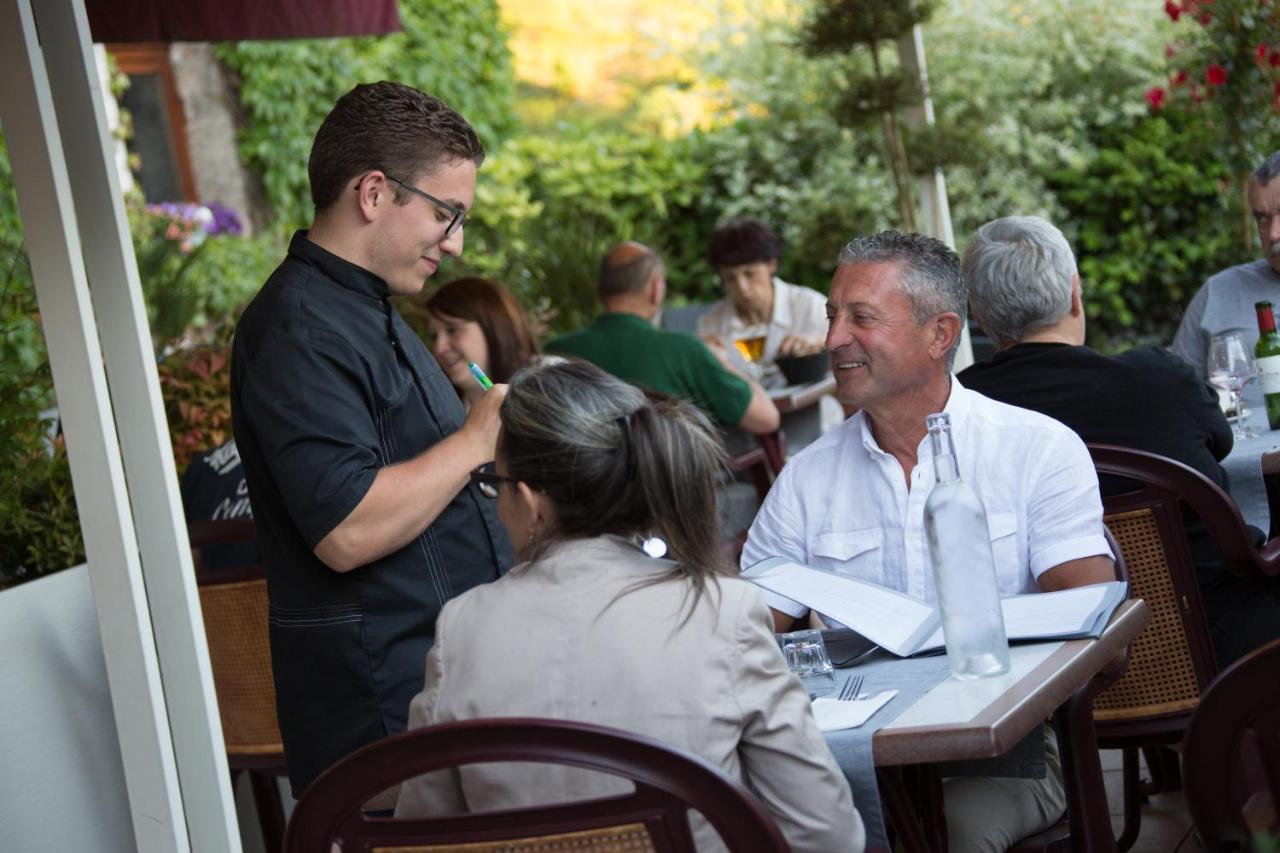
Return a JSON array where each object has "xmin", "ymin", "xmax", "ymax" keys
[
  {"xmin": 217, "ymin": 0, "xmax": 517, "ymax": 229},
  {"xmin": 2, "ymin": 0, "xmax": 1274, "ymax": 583}
]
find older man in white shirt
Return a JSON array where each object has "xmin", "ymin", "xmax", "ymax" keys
[{"xmin": 742, "ymin": 231, "xmax": 1114, "ymax": 853}]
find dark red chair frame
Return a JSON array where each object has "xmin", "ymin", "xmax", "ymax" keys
[
  {"xmin": 284, "ymin": 717, "xmax": 791, "ymax": 853},
  {"xmin": 1086, "ymin": 444, "xmax": 1280, "ymax": 849},
  {"xmin": 1184, "ymin": 637, "xmax": 1280, "ymax": 850}
]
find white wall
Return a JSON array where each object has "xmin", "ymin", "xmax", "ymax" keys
[{"xmin": 0, "ymin": 566, "xmax": 135, "ymax": 853}]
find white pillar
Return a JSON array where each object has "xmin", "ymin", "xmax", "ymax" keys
[
  {"xmin": 897, "ymin": 22, "xmax": 974, "ymax": 371},
  {"xmin": 0, "ymin": 0, "xmax": 240, "ymax": 850}
]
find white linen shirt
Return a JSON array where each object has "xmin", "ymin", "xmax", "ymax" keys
[
  {"xmin": 742, "ymin": 379, "xmax": 1110, "ymax": 618},
  {"xmin": 697, "ymin": 277, "xmax": 829, "ymax": 363}
]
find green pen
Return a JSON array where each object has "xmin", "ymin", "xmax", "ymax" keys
[{"xmin": 467, "ymin": 361, "xmax": 494, "ymax": 391}]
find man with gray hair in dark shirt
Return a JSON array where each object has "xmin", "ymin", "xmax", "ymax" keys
[
  {"xmin": 230, "ymin": 82, "xmax": 512, "ymax": 794},
  {"xmin": 961, "ymin": 214, "xmax": 1280, "ymax": 668}
]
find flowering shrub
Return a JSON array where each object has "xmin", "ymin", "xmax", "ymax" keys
[
  {"xmin": 1148, "ymin": 0, "xmax": 1280, "ymax": 248},
  {"xmin": 130, "ymin": 199, "xmax": 244, "ymax": 344},
  {"xmin": 156, "ymin": 342, "xmax": 232, "ymax": 470}
]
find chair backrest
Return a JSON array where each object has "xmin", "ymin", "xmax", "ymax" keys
[
  {"xmin": 284, "ymin": 717, "xmax": 792, "ymax": 853},
  {"xmin": 1184, "ymin": 637, "xmax": 1280, "ymax": 850},
  {"xmin": 188, "ymin": 519, "xmax": 282, "ymax": 759},
  {"xmin": 1086, "ymin": 445, "xmax": 1221, "ymax": 724}
]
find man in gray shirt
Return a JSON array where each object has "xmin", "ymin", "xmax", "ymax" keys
[{"xmin": 1173, "ymin": 150, "xmax": 1280, "ymax": 374}]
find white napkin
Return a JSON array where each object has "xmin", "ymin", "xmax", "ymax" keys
[{"xmin": 810, "ymin": 689, "xmax": 899, "ymax": 732}]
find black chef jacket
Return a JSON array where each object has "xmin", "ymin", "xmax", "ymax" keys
[{"xmin": 230, "ymin": 232, "xmax": 512, "ymax": 793}]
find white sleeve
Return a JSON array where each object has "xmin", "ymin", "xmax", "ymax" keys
[
  {"xmin": 795, "ymin": 285, "xmax": 831, "ymax": 340},
  {"xmin": 1025, "ymin": 428, "xmax": 1111, "ymax": 578},
  {"xmin": 741, "ymin": 466, "xmax": 812, "ymax": 618}
]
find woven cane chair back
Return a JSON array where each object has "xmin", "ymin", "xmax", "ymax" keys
[
  {"xmin": 1086, "ymin": 446, "xmax": 1221, "ymax": 726},
  {"xmin": 1094, "ymin": 508, "xmax": 1204, "ymax": 720},
  {"xmin": 189, "ymin": 519, "xmax": 283, "ymax": 757}
]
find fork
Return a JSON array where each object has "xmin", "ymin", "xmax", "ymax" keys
[{"xmin": 838, "ymin": 675, "xmax": 865, "ymax": 702}]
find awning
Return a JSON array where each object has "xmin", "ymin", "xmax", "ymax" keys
[{"xmin": 84, "ymin": 0, "xmax": 401, "ymax": 43}]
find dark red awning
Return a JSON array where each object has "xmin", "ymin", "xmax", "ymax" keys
[{"xmin": 85, "ymin": 0, "xmax": 402, "ymax": 43}]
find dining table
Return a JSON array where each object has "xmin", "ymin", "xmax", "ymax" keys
[
  {"xmin": 1220, "ymin": 384, "xmax": 1280, "ymax": 536},
  {"xmin": 821, "ymin": 599, "xmax": 1150, "ymax": 853}
]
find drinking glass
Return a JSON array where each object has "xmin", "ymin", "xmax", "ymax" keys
[
  {"xmin": 1208, "ymin": 332, "xmax": 1259, "ymax": 439},
  {"xmin": 732, "ymin": 325, "xmax": 769, "ymax": 381},
  {"xmin": 778, "ymin": 628, "xmax": 837, "ymax": 698}
]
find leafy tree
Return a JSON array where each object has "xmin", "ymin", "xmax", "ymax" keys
[
  {"xmin": 1147, "ymin": 0, "xmax": 1280, "ymax": 249},
  {"xmin": 1049, "ymin": 114, "xmax": 1243, "ymax": 346},
  {"xmin": 218, "ymin": 0, "xmax": 518, "ymax": 229},
  {"xmin": 797, "ymin": 0, "xmax": 935, "ymax": 231}
]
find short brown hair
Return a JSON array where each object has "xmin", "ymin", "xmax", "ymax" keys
[
  {"xmin": 308, "ymin": 81, "xmax": 485, "ymax": 213},
  {"xmin": 425, "ymin": 277, "xmax": 537, "ymax": 383}
]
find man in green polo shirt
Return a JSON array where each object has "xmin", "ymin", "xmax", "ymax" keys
[{"xmin": 546, "ymin": 241, "xmax": 780, "ymax": 434}]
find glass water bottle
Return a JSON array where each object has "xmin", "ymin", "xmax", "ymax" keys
[{"xmin": 923, "ymin": 412, "xmax": 1011, "ymax": 680}]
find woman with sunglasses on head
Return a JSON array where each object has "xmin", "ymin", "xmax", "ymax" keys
[
  {"xmin": 395, "ymin": 359, "xmax": 863, "ymax": 852},
  {"xmin": 424, "ymin": 276, "xmax": 537, "ymax": 408}
]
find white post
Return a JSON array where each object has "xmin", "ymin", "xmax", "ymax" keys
[
  {"xmin": 32, "ymin": 1, "xmax": 241, "ymax": 850},
  {"xmin": 0, "ymin": 0, "xmax": 242, "ymax": 850},
  {"xmin": 897, "ymin": 22, "xmax": 974, "ymax": 371}
]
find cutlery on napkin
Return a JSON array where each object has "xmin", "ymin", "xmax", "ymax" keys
[{"xmin": 811, "ymin": 689, "xmax": 898, "ymax": 732}]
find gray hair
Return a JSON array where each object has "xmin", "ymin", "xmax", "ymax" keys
[
  {"xmin": 500, "ymin": 358, "xmax": 732, "ymax": 616},
  {"xmin": 1255, "ymin": 150, "xmax": 1280, "ymax": 185},
  {"xmin": 837, "ymin": 231, "xmax": 966, "ymax": 367},
  {"xmin": 962, "ymin": 216, "xmax": 1077, "ymax": 346}
]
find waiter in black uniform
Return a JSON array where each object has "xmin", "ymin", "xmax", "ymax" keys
[{"xmin": 230, "ymin": 82, "xmax": 512, "ymax": 795}]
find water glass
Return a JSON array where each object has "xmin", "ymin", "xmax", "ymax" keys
[
  {"xmin": 779, "ymin": 628, "xmax": 837, "ymax": 698},
  {"xmin": 1208, "ymin": 332, "xmax": 1259, "ymax": 439}
]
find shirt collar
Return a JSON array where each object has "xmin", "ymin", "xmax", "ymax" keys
[
  {"xmin": 594, "ymin": 312, "xmax": 657, "ymax": 331},
  {"xmin": 287, "ymin": 230, "xmax": 389, "ymax": 299},
  {"xmin": 856, "ymin": 375, "xmax": 971, "ymax": 457}
]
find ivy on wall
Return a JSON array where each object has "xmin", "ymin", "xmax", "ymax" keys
[{"xmin": 217, "ymin": 0, "xmax": 518, "ymax": 230}]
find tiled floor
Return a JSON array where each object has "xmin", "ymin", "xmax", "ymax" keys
[{"xmin": 1100, "ymin": 748, "xmax": 1204, "ymax": 852}]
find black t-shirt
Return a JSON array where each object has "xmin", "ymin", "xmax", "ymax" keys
[
  {"xmin": 959, "ymin": 343, "xmax": 1232, "ymax": 489},
  {"xmin": 230, "ymin": 232, "xmax": 512, "ymax": 793},
  {"xmin": 180, "ymin": 438, "xmax": 259, "ymax": 571}
]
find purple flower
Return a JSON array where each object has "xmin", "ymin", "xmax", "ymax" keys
[{"xmin": 205, "ymin": 202, "xmax": 243, "ymax": 236}]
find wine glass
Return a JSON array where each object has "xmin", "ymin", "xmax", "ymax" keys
[{"xmin": 1208, "ymin": 332, "xmax": 1259, "ymax": 439}]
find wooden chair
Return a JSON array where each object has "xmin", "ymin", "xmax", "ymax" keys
[
  {"xmin": 1184, "ymin": 637, "xmax": 1280, "ymax": 850},
  {"xmin": 725, "ymin": 431, "xmax": 788, "ymax": 562},
  {"xmin": 284, "ymin": 717, "xmax": 792, "ymax": 853},
  {"xmin": 1086, "ymin": 444, "xmax": 1280, "ymax": 849},
  {"xmin": 189, "ymin": 518, "xmax": 287, "ymax": 853}
]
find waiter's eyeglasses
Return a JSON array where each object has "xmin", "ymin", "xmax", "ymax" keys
[{"xmin": 384, "ymin": 175, "xmax": 471, "ymax": 238}]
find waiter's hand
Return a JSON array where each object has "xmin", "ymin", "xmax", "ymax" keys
[{"xmin": 460, "ymin": 382, "xmax": 507, "ymax": 460}]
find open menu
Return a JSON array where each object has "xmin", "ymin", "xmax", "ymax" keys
[{"xmin": 742, "ymin": 557, "xmax": 1128, "ymax": 658}]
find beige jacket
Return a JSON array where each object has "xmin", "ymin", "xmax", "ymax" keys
[{"xmin": 395, "ymin": 534, "xmax": 863, "ymax": 853}]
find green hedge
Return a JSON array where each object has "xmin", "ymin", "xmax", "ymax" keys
[
  {"xmin": 218, "ymin": 0, "xmax": 517, "ymax": 230},
  {"xmin": 1049, "ymin": 114, "xmax": 1247, "ymax": 348}
]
